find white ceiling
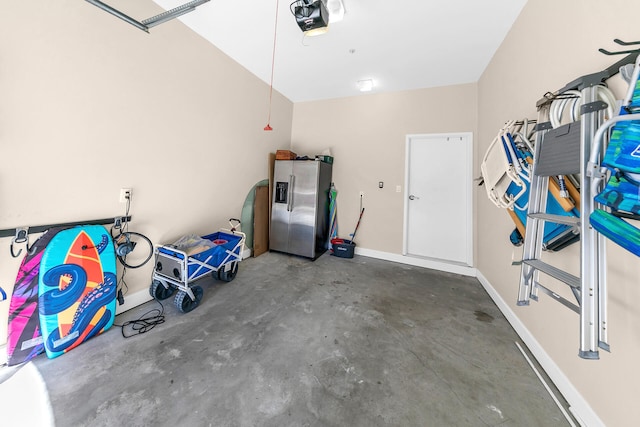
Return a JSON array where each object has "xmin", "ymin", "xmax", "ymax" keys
[{"xmin": 152, "ymin": 0, "xmax": 528, "ymax": 103}]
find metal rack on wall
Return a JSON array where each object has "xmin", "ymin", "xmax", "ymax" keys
[{"xmin": 0, "ymin": 216, "xmax": 132, "ymax": 258}]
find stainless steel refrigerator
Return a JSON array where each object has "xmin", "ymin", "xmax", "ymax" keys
[{"xmin": 270, "ymin": 160, "xmax": 333, "ymax": 259}]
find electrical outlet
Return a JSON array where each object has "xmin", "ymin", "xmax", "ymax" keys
[
  {"xmin": 359, "ymin": 191, "xmax": 365, "ymax": 197},
  {"xmin": 119, "ymin": 188, "xmax": 132, "ymax": 203},
  {"xmin": 396, "ymin": 185, "xmax": 402, "ymax": 193}
]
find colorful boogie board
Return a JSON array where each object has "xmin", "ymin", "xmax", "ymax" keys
[
  {"xmin": 7, "ymin": 227, "xmax": 68, "ymax": 366},
  {"xmin": 38, "ymin": 225, "xmax": 117, "ymax": 359}
]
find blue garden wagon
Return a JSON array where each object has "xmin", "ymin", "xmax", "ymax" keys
[{"xmin": 149, "ymin": 219, "xmax": 245, "ymax": 313}]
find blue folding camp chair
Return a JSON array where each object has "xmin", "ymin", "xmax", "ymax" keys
[{"xmin": 589, "ymin": 56, "xmax": 640, "ymax": 256}]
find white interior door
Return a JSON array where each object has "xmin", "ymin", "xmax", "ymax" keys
[{"xmin": 404, "ymin": 133, "xmax": 473, "ymax": 266}]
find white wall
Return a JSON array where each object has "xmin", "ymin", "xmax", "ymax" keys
[
  {"xmin": 477, "ymin": 1, "xmax": 640, "ymax": 425},
  {"xmin": 291, "ymin": 84, "xmax": 478, "ymax": 256},
  {"xmin": 0, "ymin": 1, "xmax": 293, "ymax": 342}
]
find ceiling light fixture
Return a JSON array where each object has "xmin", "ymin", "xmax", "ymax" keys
[
  {"xmin": 303, "ymin": 26, "xmax": 329, "ymax": 37},
  {"xmin": 357, "ymin": 79, "xmax": 374, "ymax": 92}
]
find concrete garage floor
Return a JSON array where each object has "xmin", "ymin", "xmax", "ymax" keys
[{"xmin": 29, "ymin": 252, "xmax": 569, "ymax": 426}]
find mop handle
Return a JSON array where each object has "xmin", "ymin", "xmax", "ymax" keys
[{"xmin": 350, "ymin": 208, "xmax": 365, "ymax": 241}]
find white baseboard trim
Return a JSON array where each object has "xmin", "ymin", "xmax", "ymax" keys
[
  {"xmin": 115, "ymin": 288, "xmax": 153, "ymax": 315},
  {"xmin": 115, "ymin": 249, "xmax": 251, "ymax": 316},
  {"xmin": 354, "ymin": 247, "xmax": 477, "ymax": 277},
  {"xmin": 475, "ymin": 270, "xmax": 604, "ymax": 427}
]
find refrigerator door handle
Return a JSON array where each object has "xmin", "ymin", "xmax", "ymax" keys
[{"xmin": 287, "ymin": 174, "xmax": 295, "ymax": 212}]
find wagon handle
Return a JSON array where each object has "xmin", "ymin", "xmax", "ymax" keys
[{"xmin": 228, "ymin": 218, "xmax": 241, "ymax": 232}]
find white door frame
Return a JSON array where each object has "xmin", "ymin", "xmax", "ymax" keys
[{"xmin": 403, "ymin": 132, "xmax": 474, "ymax": 267}]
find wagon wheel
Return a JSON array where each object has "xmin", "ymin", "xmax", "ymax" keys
[
  {"xmin": 217, "ymin": 261, "xmax": 238, "ymax": 282},
  {"xmin": 150, "ymin": 279, "xmax": 175, "ymax": 300},
  {"xmin": 174, "ymin": 286, "xmax": 203, "ymax": 313}
]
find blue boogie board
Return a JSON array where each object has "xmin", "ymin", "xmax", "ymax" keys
[{"xmin": 38, "ymin": 225, "xmax": 117, "ymax": 359}]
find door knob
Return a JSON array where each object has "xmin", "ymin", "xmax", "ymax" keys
[{"xmin": 409, "ymin": 195, "xmax": 419, "ymax": 200}]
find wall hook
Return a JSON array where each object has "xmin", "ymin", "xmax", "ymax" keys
[
  {"xmin": 614, "ymin": 38, "xmax": 640, "ymax": 46},
  {"xmin": 10, "ymin": 227, "xmax": 29, "ymax": 258},
  {"xmin": 599, "ymin": 38, "xmax": 640, "ymax": 56},
  {"xmin": 599, "ymin": 47, "xmax": 640, "ymax": 56}
]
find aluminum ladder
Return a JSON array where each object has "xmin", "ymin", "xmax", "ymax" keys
[{"xmin": 518, "ymin": 81, "xmax": 609, "ymax": 360}]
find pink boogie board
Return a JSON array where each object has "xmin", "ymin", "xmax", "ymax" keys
[{"xmin": 6, "ymin": 227, "xmax": 67, "ymax": 366}]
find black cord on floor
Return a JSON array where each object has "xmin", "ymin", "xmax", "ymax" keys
[{"xmin": 114, "ymin": 298, "xmax": 165, "ymax": 338}]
